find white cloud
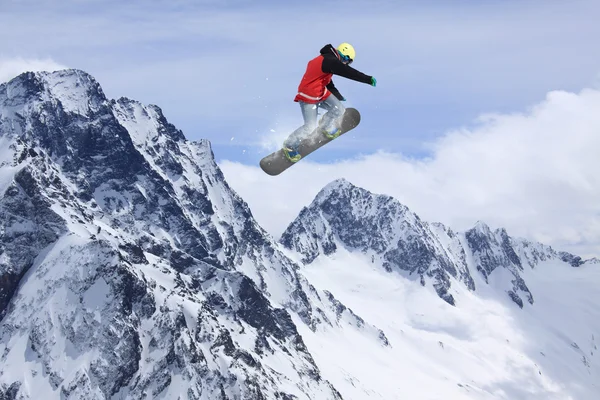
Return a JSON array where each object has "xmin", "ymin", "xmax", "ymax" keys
[
  {"xmin": 0, "ymin": 57, "xmax": 68, "ymax": 84},
  {"xmin": 220, "ymin": 88, "xmax": 600, "ymax": 259}
]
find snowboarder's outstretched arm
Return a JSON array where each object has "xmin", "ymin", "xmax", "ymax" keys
[{"xmin": 322, "ymin": 57, "xmax": 373, "ymax": 85}]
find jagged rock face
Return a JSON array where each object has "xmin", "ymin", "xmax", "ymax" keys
[
  {"xmin": 280, "ymin": 178, "xmax": 582, "ymax": 309},
  {"xmin": 464, "ymin": 224, "xmax": 534, "ymax": 308},
  {"xmin": 280, "ymin": 179, "xmax": 476, "ymax": 306},
  {"xmin": 463, "ymin": 224, "xmax": 592, "ymax": 308},
  {"xmin": 0, "ymin": 236, "xmax": 336, "ymax": 400},
  {"xmin": 0, "ymin": 166, "xmax": 66, "ymax": 319},
  {"xmin": 0, "ymin": 70, "xmax": 367, "ymax": 399},
  {"xmin": 559, "ymin": 251, "xmax": 584, "ymax": 267}
]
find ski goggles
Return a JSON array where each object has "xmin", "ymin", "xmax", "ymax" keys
[{"xmin": 340, "ymin": 54, "xmax": 353, "ymax": 64}]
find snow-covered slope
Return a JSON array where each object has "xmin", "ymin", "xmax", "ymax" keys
[
  {"xmin": 0, "ymin": 70, "xmax": 385, "ymax": 400},
  {"xmin": 294, "ymin": 247, "xmax": 600, "ymax": 400},
  {"xmin": 280, "ymin": 178, "xmax": 600, "ymax": 399}
]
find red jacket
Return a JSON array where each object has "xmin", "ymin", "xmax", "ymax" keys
[
  {"xmin": 294, "ymin": 44, "xmax": 373, "ymax": 104},
  {"xmin": 294, "ymin": 54, "xmax": 334, "ymax": 103}
]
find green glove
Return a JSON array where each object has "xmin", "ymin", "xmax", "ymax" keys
[{"xmin": 370, "ymin": 77, "xmax": 377, "ymax": 87}]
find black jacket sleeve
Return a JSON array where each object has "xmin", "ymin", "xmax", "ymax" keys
[
  {"xmin": 322, "ymin": 56, "xmax": 373, "ymax": 85},
  {"xmin": 326, "ymin": 80, "xmax": 344, "ymax": 100}
]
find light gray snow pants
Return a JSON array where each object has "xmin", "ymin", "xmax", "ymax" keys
[{"xmin": 283, "ymin": 95, "xmax": 345, "ymax": 149}]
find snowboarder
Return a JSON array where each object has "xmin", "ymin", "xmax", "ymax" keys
[{"xmin": 282, "ymin": 43, "xmax": 377, "ymax": 162}]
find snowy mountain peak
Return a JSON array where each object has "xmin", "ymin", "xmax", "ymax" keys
[
  {"xmin": 315, "ymin": 177, "xmax": 353, "ymax": 198},
  {"xmin": 472, "ymin": 220, "xmax": 493, "ymax": 235},
  {"xmin": 281, "ymin": 179, "xmax": 470, "ymax": 305},
  {"xmin": 281, "ymin": 179, "xmax": 591, "ymax": 310},
  {"xmin": 1, "ymin": 69, "xmax": 380, "ymax": 399},
  {"xmin": 2, "ymin": 69, "xmax": 107, "ymax": 118},
  {"xmin": 310, "ymin": 176, "xmax": 410, "ymax": 220}
]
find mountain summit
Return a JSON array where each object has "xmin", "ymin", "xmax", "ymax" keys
[
  {"xmin": 0, "ymin": 70, "xmax": 383, "ymax": 400},
  {"xmin": 280, "ymin": 178, "xmax": 593, "ymax": 308}
]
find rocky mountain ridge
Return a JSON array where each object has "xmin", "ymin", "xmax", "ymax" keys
[
  {"xmin": 280, "ymin": 178, "xmax": 595, "ymax": 308},
  {"xmin": 0, "ymin": 70, "xmax": 384, "ymax": 400}
]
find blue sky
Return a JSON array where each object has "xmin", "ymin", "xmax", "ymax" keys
[
  {"xmin": 2, "ymin": 0, "xmax": 600, "ymax": 257},
  {"xmin": 3, "ymin": 0, "xmax": 600, "ymax": 162}
]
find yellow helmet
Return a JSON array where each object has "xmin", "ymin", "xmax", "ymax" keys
[{"xmin": 337, "ymin": 42, "xmax": 356, "ymax": 62}]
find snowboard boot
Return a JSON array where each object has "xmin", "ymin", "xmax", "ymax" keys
[
  {"xmin": 283, "ymin": 146, "xmax": 301, "ymax": 162},
  {"xmin": 322, "ymin": 125, "xmax": 342, "ymax": 140}
]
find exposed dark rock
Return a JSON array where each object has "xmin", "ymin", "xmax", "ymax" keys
[
  {"xmin": 559, "ymin": 251, "xmax": 584, "ymax": 267},
  {"xmin": 0, "ymin": 70, "xmax": 342, "ymax": 399}
]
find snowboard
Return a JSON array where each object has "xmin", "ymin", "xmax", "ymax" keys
[{"xmin": 259, "ymin": 107, "xmax": 361, "ymax": 176}]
